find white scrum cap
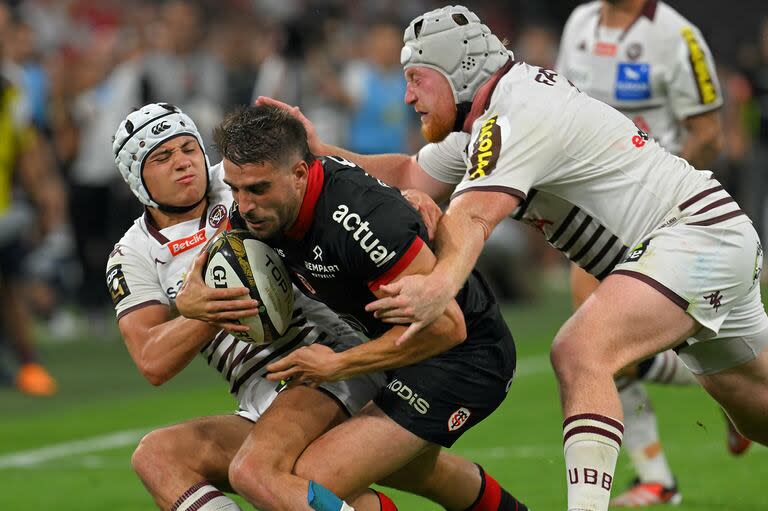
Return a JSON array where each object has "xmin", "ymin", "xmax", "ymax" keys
[
  {"xmin": 401, "ymin": 5, "xmax": 511, "ymax": 104},
  {"xmin": 113, "ymin": 103, "xmax": 210, "ymax": 208}
]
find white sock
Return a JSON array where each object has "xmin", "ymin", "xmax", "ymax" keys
[
  {"xmin": 564, "ymin": 413, "xmax": 623, "ymax": 511},
  {"xmin": 638, "ymin": 351, "xmax": 696, "ymax": 385},
  {"xmin": 171, "ymin": 481, "xmax": 242, "ymax": 511},
  {"xmin": 619, "ymin": 381, "xmax": 675, "ymax": 487}
]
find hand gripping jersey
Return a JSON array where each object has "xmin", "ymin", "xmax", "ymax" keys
[
  {"xmin": 555, "ymin": 0, "xmax": 722, "ymax": 155},
  {"xmin": 230, "ymin": 156, "xmax": 518, "ymax": 446},
  {"xmin": 418, "ymin": 61, "xmax": 746, "ymax": 281},
  {"xmin": 106, "ymin": 163, "xmax": 368, "ymax": 399}
]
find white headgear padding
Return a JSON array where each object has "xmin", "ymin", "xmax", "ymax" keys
[
  {"xmin": 401, "ymin": 5, "xmax": 512, "ymax": 104},
  {"xmin": 113, "ymin": 103, "xmax": 210, "ymax": 208}
]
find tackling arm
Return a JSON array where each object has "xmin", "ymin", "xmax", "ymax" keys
[
  {"xmin": 265, "ymin": 242, "xmax": 467, "ymax": 383},
  {"xmin": 118, "ymin": 305, "xmax": 221, "ymax": 386}
]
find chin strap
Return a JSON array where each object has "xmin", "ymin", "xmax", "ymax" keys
[
  {"xmin": 156, "ymin": 195, "xmax": 207, "ymax": 214},
  {"xmin": 453, "ymin": 102, "xmax": 472, "ymax": 132}
]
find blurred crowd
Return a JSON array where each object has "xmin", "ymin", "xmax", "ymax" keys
[{"xmin": 0, "ymin": 0, "xmax": 767, "ymax": 394}]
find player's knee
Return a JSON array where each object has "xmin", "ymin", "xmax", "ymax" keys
[
  {"xmin": 131, "ymin": 429, "xmax": 171, "ymax": 480},
  {"xmin": 550, "ymin": 336, "xmax": 604, "ymax": 384},
  {"xmin": 229, "ymin": 451, "xmax": 277, "ymax": 506},
  {"xmin": 731, "ymin": 417, "xmax": 768, "ymax": 445}
]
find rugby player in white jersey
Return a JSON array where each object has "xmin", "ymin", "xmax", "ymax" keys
[
  {"xmin": 556, "ymin": 1, "xmax": 748, "ymax": 505},
  {"xmin": 257, "ymin": 5, "xmax": 768, "ymax": 511},
  {"xmin": 107, "ymin": 103, "xmax": 389, "ymax": 511},
  {"xmin": 108, "ymin": 103, "xmax": 526, "ymax": 511}
]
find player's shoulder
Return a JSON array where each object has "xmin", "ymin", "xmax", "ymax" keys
[
  {"xmin": 654, "ymin": 2, "xmax": 703, "ymax": 35},
  {"xmin": 320, "ymin": 155, "xmax": 397, "ymax": 197},
  {"xmin": 107, "ymin": 219, "xmax": 153, "ymax": 268}
]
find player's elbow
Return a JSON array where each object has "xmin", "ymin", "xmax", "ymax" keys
[
  {"xmin": 137, "ymin": 362, "xmax": 172, "ymax": 386},
  {"xmin": 432, "ymin": 304, "xmax": 467, "ymax": 347}
]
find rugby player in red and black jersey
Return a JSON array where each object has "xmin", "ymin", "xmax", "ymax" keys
[{"xmin": 203, "ymin": 104, "xmax": 528, "ymax": 511}]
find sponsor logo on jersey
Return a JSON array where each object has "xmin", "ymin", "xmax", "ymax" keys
[
  {"xmin": 313, "ymin": 245, "xmax": 323, "ymax": 261},
  {"xmin": 469, "ymin": 115, "xmax": 501, "ymax": 181},
  {"xmin": 448, "ymin": 407, "xmax": 471, "ymax": 432},
  {"xmin": 107, "ymin": 264, "xmax": 131, "ymax": 306},
  {"xmin": 304, "ymin": 261, "xmax": 340, "ymax": 279},
  {"xmin": 615, "ymin": 63, "xmax": 651, "ymax": 100},
  {"xmin": 625, "ymin": 239, "xmax": 650, "ymax": 262},
  {"xmin": 167, "ymin": 228, "xmax": 207, "ymax": 256},
  {"xmin": 594, "ymin": 41, "xmax": 617, "ymax": 56},
  {"xmin": 626, "ymin": 42, "xmax": 643, "ymax": 61},
  {"xmin": 386, "ymin": 379, "xmax": 430, "ymax": 415},
  {"xmin": 109, "ymin": 244, "xmax": 124, "ymax": 258},
  {"xmin": 681, "ymin": 27, "xmax": 717, "ymax": 104},
  {"xmin": 208, "ymin": 204, "xmax": 227, "ymax": 227},
  {"xmin": 331, "ymin": 205, "xmax": 398, "ymax": 267}
]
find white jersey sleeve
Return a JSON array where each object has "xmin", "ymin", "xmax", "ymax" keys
[
  {"xmin": 416, "ymin": 132, "xmax": 470, "ymax": 185},
  {"xmin": 106, "ymin": 237, "xmax": 168, "ymax": 319},
  {"xmin": 668, "ymin": 23, "xmax": 722, "ymax": 120},
  {"xmin": 452, "ymin": 66, "xmax": 562, "ymax": 200}
]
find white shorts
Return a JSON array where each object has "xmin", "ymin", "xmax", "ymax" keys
[
  {"xmin": 613, "ymin": 218, "xmax": 768, "ymax": 374},
  {"xmin": 234, "ymin": 372, "xmax": 385, "ymax": 423}
]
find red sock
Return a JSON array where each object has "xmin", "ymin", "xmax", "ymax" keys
[
  {"xmin": 465, "ymin": 465, "xmax": 528, "ymax": 511},
  {"xmin": 373, "ymin": 490, "xmax": 398, "ymax": 511}
]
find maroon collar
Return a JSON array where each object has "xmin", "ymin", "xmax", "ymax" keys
[
  {"xmin": 285, "ymin": 159, "xmax": 324, "ymax": 240},
  {"xmin": 462, "ymin": 59, "xmax": 515, "ymax": 133},
  {"xmin": 143, "ymin": 198, "xmax": 210, "ymax": 244},
  {"xmin": 596, "ymin": 0, "xmax": 658, "ymax": 42}
]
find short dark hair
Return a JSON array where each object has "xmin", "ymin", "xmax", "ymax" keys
[{"xmin": 213, "ymin": 105, "xmax": 314, "ymax": 169}]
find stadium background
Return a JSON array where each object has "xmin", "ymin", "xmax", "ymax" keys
[{"xmin": 1, "ymin": 0, "xmax": 767, "ymax": 509}]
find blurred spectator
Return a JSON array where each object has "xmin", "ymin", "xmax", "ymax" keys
[
  {"xmin": 142, "ymin": 0, "xmax": 225, "ymax": 152},
  {"xmin": 67, "ymin": 29, "xmax": 143, "ymax": 331},
  {"xmin": 342, "ymin": 19, "xmax": 413, "ymax": 154},
  {"xmin": 0, "ymin": 4, "xmax": 68, "ymax": 395}
]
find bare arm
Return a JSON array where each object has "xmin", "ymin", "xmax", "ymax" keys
[
  {"xmin": 118, "ymin": 305, "xmax": 221, "ymax": 386},
  {"xmin": 266, "ymin": 243, "xmax": 467, "ymax": 383},
  {"xmin": 367, "ymin": 190, "xmax": 522, "ymax": 343},
  {"xmin": 255, "ymin": 96, "xmax": 455, "ymax": 203},
  {"xmin": 679, "ymin": 109, "xmax": 723, "ymax": 169}
]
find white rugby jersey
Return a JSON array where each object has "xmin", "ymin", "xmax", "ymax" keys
[
  {"xmin": 555, "ymin": 0, "xmax": 722, "ymax": 155},
  {"xmin": 417, "ymin": 62, "xmax": 747, "ymax": 280},
  {"xmin": 107, "ymin": 163, "xmax": 362, "ymax": 395}
]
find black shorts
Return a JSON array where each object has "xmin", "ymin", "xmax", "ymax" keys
[{"xmin": 373, "ymin": 273, "xmax": 517, "ymax": 447}]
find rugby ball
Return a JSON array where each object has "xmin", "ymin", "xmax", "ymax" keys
[{"xmin": 203, "ymin": 230, "xmax": 293, "ymax": 345}]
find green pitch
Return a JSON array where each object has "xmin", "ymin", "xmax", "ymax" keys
[{"xmin": 1, "ymin": 292, "xmax": 764, "ymax": 510}]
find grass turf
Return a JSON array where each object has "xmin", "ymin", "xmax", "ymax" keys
[{"xmin": 1, "ymin": 291, "xmax": 764, "ymax": 510}]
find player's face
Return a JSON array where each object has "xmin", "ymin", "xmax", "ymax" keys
[
  {"xmin": 143, "ymin": 135, "xmax": 207, "ymax": 207},
  {"xmin": 223, "ymin": 158, "xmax": 306, "ymax": 240},
  {"xmin": 405, "ymin": 66, "xmax": 457, "ymax": 143}
]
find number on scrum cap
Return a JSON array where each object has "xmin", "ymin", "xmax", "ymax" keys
[{"xmin": 203, "ymin": 230, "xmax": 293, "ymax": 345}]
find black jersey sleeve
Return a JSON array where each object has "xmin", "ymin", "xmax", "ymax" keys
[{"xmin": 324, "ymin": 163, "xmax": 428, "ymax": 291}]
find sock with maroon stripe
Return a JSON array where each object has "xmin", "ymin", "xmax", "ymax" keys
[
  {"xmin": 563, "ymin": 413, "xmax": 624, "ymax": 511},
  {"xmin": 372, "ymin": 490, "xmax": 398, "ymax": 511},
  {"xmin": 637, "ymin": 351, "xmax": 696, "ymax": 385},
  {"xmin": 463, "ymin": 465, "xmax": 529, "ymax": 511},
  {"xmin": 170, "ymin": 481, "xmax": 242, "ymax": 511}
]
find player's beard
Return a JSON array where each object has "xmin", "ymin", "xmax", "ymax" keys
[{"xmin": 420, "ymin": 107, "xmax": 457, "ymax": 143}]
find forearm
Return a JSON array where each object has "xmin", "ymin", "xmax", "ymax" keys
[
  {"xmin": 334, "ymin": 306, "xmax": 465, "ymax": 379},
  {"xmin": 432, "ymin": 206, "xmax": 489, "ymax": 298},
  {"xmin": 131, "ymin": 316, "xmax": 221, "ymax": 385}
]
